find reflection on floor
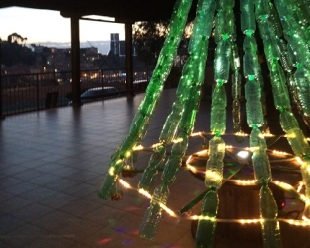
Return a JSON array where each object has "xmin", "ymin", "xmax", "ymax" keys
[{"xmin": 0, "ymin": 89, "xmax": 308, "ymax": 247}]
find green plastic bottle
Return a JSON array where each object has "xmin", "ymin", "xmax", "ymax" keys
[
  {"xmin": 138, "ymin": 145, "xmax": 166, "ymax": 191},
  {"xmin": 240, "ymin": 0, "xmax": 255, "ymax": 34},
  {"xmin": 252, "ymin": 150, "xmax": 272, "ymax": 183},
  {"xmin": 259, "ymin": 185, "xmax": 283, "ymax": 248},
  {"xmin": 195, "ymin": 189, "xmax": 218, "ymax": 248},
  {"xmin": 211, "ymin": 84, "xmax": 227, "ymax": 134},
  {"xmin": 294, "ymin": 66, "xmax": 310, "ymax": 116},
  {"xmin": 214, "ymin": 39, "xmax": 232, "ymax": 83},
  {"xmin": 205, "ymin": 136, "xmax": 225, "ymax": 188},
  {"xmin": 245, "ymin": 81, "xmax": 264, "ymax": 126},
  {"xmin": 139, "ymin": 184, "xmax": 169, "ymax": 239}
]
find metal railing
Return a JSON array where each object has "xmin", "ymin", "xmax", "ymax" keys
[{"xmin": 1, "ymin": 67, "xmax": 152, "ymax": 115}]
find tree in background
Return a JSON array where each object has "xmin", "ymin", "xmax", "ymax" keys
[
  {"xmin": 133, "ymin": 21, "xmax": 193, "ymax": 88},
  {"xmin": 133, "ymin": 21, "xmax": 193, "ymax": 66},
  {"xmin": 1, "ymin": 33, "xmax": 35, "ymax": 67},
  {"xmin": 133, "ymin": 21, "xmax": 170, "ymax": 66}
]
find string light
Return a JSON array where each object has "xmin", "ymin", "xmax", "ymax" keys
[
  {"xmin": 138, "ymin": 188, "xmax": 152, "ymax": 199},
  {"xmin": 133, "ymin": 145, "xmax": 144, "ymax": 151},
  {"xmin": 235, "ymin": 132, "xmax": 248, "ymax": 137},
  {"xmin": 119, "ymin": 179, "xmax": 132, "ymax": 189},
  {"xmin": 191, "ymin": 132, "xmax": 202, "ymax": 137},
  {"xmin": 173, "ymin": 137, "xmax": 183, "ymax": 143},
  {"xmin": 297, "ymin": 181, "xmax": 304, "ymax": 193},
  {"xmin": 119, "ymin": 174, "xmax": 310, "ymax": 228},
  {"xmin": 272, "ymin": 150, "xmax": 290, "ymax": 156},
  {"xmin": 116, "ymin": 130, "xmax": 310, "ymax": 236},
  {"xmin": 151, "ymin": 143, "xmax": 162, "ymax": 148},
  {"xmin": 233, "ymin": 180, "xmax": 257, "ymax": 185},
  {"xmin": 195, "ymin": 149, "xmax": 208, "ymax": 156}
]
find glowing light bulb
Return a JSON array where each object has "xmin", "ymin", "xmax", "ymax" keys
[
  {"xmin": 109, "ymin": 167, "xmax": 115, "ymax": 176},
  {"xmin": 237, "ymin": 150, "xmax": 250, "ymax": 159}
]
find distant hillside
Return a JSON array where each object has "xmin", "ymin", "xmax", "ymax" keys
[{"xmin": 31, "ymin": 41, "xmax": 111, "ymax": 55}]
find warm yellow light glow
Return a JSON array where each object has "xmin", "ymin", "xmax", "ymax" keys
[
  {"xmin": 217, "ymin": 143, "xmax": 226, "ymax": 153},
  {"xmin": 138, "ymin": 188, "xmax": 152, "ymax": 199},
  {"xmin": 280, "ymin": 218, "xmax": 310, "ymax": 226},
  {"xmin": 124, "ymin": 151, "xmax": 131, "ymax": 158},
  {"xmin": 286, "ymin": 132, "xmax": 297, "ymax": 138},
  {"xmin": 137, "ymin": 189, "xmax": 178, "ymax": 217},
  {"xmin": 186, "ymin": 164, "xmax": 198, "ymax": 173},
  {"xmin": 109, "ymin": 167, "xmax": 115, "ymax": 176},
  {"xmin": 233, "ymin": 180, "xmax": 257, "ymax": 185},
  {"xmin": 122, "ymin": 180, "xmax": 310, "ymax": 227},
  {"xmin": 151, "ymin": 143, "xmax": 163, "ymax": 148},
  {"xmin": 238, "ymin": 219, "xmax": 261, "ymax": 224},
  {"xmin": 119, "ymin": 179, "xmax": 132, "ymax": 189},
  {"xmin": 190, "ymin": 215, "xmax": 216, "ymax": 222},
  {"xmin": 263, "ymin": 133, "xmax": 274, "ymax": 137},
  {"xmin": 173, "ymin": 137, "xmax": 183, "ymax": 143},
  {"xmin": 191, "ymin": 132, "xmax": 202, "ymax": 137},
  {"xmin": 205, "ymin": 170, "xmax": 222, "ymax": 182},
  {"xmin": 195, "ymin": 149, "xmax": 208, "ymax": 156},
  {"xmin": 297, "ymin": 181, "xmax": 304, "ymax": 193},
  {"xmin": 133, "ymin": 145, "xmax": 144, "ymax": 151},
  {"xmin": 226, "ymin": 145, "xmax": 233, "ymax": 149},
  {"xmin": 159, "ymin": 203, "xmax": 178, "ymax": 217},
  {"xmin": 274, "ymin": 181, "xmax": 294, "ymax": 191},
  {"xmin": 250, "ymin": 146, "xmax": 259, "ymax": 152},
  {"xmin": 235, "ymin": 132, "xmax": 248, "ymax": 136},
  {"xmin": 272, "ymin": 150, "xmax": 290, "ymax": 156},
  {"xmin": 298, "ymin": 194, "xmax": 310, "ymax": 205},
  {"xmin": 295, "ymin": 156, "xmax": 304, "ymax": 165},
  {"xmin": 186, "ymin": 155, "xmax": 193, "ymax": 165}
]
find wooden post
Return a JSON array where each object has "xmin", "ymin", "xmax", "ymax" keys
[
  {"xmin": 71, "ymin": 15, "xmax": 81, "ymax": 106},
  {"xmin": 125, "ymin": 22, "xmax": 134, "ymax": 99}
]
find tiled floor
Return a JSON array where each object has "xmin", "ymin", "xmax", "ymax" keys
[
  {"xmin": 0, "ymin": 89, "xmax": 309, "ymax": 248},
  {"xmin": 0, "ymin": 89, "xmax": 208, "ymax": 248}
]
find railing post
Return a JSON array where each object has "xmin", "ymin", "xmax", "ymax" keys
[
  {"xmin": 101, "ymin": 69, "xmax": 104, "ymax": 90},
  {"xmin": 36, "ymin": 74, "xmax": 40, "ymax": 110},
  {"xmin": 0, "ymin": 41, "xmax": 4, "ymax": 120}
]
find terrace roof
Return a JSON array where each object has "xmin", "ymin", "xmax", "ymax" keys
[{"xmin": 0, "ymin": 0, "xmax": 198, "ymax": 22}]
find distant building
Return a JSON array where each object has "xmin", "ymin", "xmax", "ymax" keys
[
  {"xmin": 110, "ymin": 33, "xmax": 136, "ymax": 57},
  {"xmin": 110, "ymin": 33, "xmax": 120, "ymax": 56}
]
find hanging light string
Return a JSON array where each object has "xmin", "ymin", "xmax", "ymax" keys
[
  {"xmin": 118, "ymin": 178, "xmax": 310, "ymax": 227},
  {"xmin": 138, "ymin": 0, "xmax": 217, "ymax": 239}
]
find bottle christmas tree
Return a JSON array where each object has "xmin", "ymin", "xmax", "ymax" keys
[{"xmin": 99, "ymin": 0, "xmax": 310, "ymax": 247}]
